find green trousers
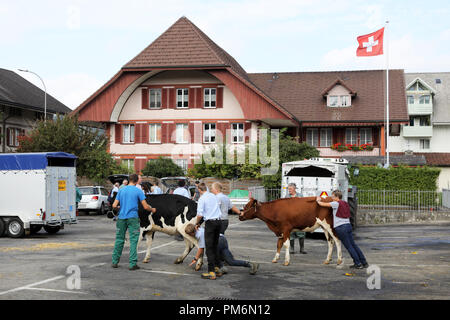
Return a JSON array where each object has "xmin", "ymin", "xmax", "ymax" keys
[{"xmin": 112, "ymin": 218, "xmax": 140, "ymax": 268}]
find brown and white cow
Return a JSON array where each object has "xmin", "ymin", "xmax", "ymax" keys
[{"xmin": 239, "ymin": 197, "xmax": 342, "ymax": 266}]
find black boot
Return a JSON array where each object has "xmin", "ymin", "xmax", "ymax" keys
[
  {"xmin": 299, "ymin": 238, "xmax": 307, "ymax": 254},
  {"xmin": 290, "ymin": 240, "xmax": 295, "ymax": 254}
]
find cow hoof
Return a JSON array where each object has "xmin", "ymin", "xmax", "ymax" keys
[
  {"xmin": 194, "ymin": 264, "xmax": 202, "ymax": 271},
  {"xmin": 174, "ymin": 258, "xmax": 183, "ymax": 264},
  {"xmin": 283, "ymin": 261, "xmax": 290, "ymax": 266},
  {"xmin": 143, "ymin": 259, "xmax": 150, "ymax": 263},
  {"xmin": 272, "ymin": 260, "xmax": 277, "ymax": 263},
  {"xmin": 323, "ymin": 260, "xmax": 330, "ymax": 265},
  {"xmin": 337, "ymin": 259, "xmax": 343, "ymax": 265}
]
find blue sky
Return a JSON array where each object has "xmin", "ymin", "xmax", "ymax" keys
[{"xmin": 1, "ymin": 0, "xmax": 449, "ymax": 109}]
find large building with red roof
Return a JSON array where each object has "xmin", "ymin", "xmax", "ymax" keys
[{"xmin": 72, "ymin": 17, "xmax": 408, "ymax": 173}]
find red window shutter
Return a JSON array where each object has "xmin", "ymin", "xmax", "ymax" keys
[
  {"xmin": 141, "ymin": 88, "xmax": 148, "ymax": 110},
  {"xmin": 169, "ymin": 88, "xmax": 176, "ymax": 109},
  {"xmin": 6, "ymin": 128, "xmax": 11, "ymax": 147},
  {"xmin": 188, "ymin": 88, "xmax": 195, "ymax": 109},
  {"xmin": 115, "ymin": 124, "xmax": 122, "ymax": 144},
  {"xmin": 161, "ymin": 88, "xmax": 168, "ymax": 109},
  {"xmin": 135, "ymin": 124, "xmax": 142, "ymax": 143},
  {"xmin": 169, "ymin": 123, "xmax": 176, "ymax": 143},
  {"xmin": 188, "ymin": 123, "xmax": 195, "ymax": 144},
  {"xmin": 141, "ymin": 124, "xmax": 149, "ymax": 144},
  {"xmin": 161, "ymin": 123, "xmax": 168, "ymax": 144},
  {"xmin": 196, "ymin": 88, "xmax": 203, "ymax": 108},
  {"xmin": 216, "ymin": 123, "xmax": 225, "ymax": 143},
  {"xmin": 217, "ymin": 87, "xmax": 224, "ymax": 108},
  {"xmin": 245, "ymin": 122, "xmax": 252, "ymax": 143},
  {"xmin": 372, "ymin": 127, "xmax": 379, "ymax": 146},
  {"xmin": 136, "ymin": 159, "xmax": 146, "ymax": 174}
]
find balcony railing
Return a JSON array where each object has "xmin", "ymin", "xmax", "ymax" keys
[
  {"xmin": 319, "ymin": 147, "xmax": 380, "ymax": 157},
  {"xmin": 402, "ymin": 125, "xmax": 433, "ymax": 137},
  {"xmin": 408, "ymin": 102, "xmax": 433, "ymax": 115}
]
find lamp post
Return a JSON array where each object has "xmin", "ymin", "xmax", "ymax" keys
[{"xmin": 18, "ymin": 69, "xmax": 47, "ymax": 120}]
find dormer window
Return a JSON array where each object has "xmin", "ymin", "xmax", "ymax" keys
[
  {"xmin": 419, "ymin": 95, "xmax": 430, "ymax": 104},
  {"xmin": 327, "ymin": 95, "xmax": 351, "ymax": 107},
  {"xmin": 322, "ymin": 79, "xmax": 355, "ymax": 108}
]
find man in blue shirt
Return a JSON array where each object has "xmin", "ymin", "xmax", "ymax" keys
[
  {"xmin": 112, "ymin": 174, "xmax": 156, "ymax": 270},
  {"xmin": 194, "ymin": 182, "xmax": 222, "ymax": 280}
]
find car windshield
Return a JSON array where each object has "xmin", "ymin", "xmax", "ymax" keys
[{"xmin": 79, "ymin": 187, "xmax": 99, "ymax": 195}]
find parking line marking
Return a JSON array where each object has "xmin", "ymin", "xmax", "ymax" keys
[
  {"xmin": 25, "ymin": 287, "xmax": 88, "ymax": 295},
  {"xmin": 139, "ymin": 269, "xmax": 195, "ymax": 277},
  {"xmin": 0, "ymin": 275, "xmax": 65, "ymax": 296}
]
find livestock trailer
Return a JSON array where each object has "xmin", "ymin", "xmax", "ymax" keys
[
  {"xmin": 0, "ymin": 152, "xmax": 78, "ymax": 238},
  {"xmin": 281, "ymin": 158, "xmax": 358, "ymax": 229}
]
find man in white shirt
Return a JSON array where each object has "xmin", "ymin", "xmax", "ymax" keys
[
  {"xmin": 211, "ymin": 182, "xmax": 241, "ymax": 235},
  {"xmin": 151, "ymin": 184, "xmax": 162, "ymax": 195},
  {"xmin": 173, "ymin": 180, "xmax": 191, "ymax": 198},
  {"xmin": 194, "ymin": 183, "xmax": 222, "ymax": 280}
]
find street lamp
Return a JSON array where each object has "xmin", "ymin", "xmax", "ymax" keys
[{"xmin": 18, "ymin": 69, "xmax": 47, "ymax": 120}]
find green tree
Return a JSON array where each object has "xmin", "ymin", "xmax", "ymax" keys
[
  {"xmin": 17, "ymin": 115, "xmax": 118, "ymax": 183},
  {"xmin": 141, "ymin": 157, "xmax": 184, "ymax": 178}
]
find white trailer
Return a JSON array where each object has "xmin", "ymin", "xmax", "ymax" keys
[
  {"xmin": 281, "ymin": 157, "xmax": 358, "ymax": 230},
  {"xmin": 0, "ymin": 152, "xmax": 78, "ymax": 238}
]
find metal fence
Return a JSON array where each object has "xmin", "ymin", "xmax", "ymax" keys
[{"xmin": 248, "ymin": 187, "xmax": 450, "ymax": 212}]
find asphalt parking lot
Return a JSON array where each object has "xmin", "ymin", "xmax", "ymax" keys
[{"xmin": 0, "ymin": 214, "xmax": 449, "ymax": 300}]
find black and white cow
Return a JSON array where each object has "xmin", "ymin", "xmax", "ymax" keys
[{"xmin": 137, "ymin": 194, "xmax": 203, "ymax": 270}]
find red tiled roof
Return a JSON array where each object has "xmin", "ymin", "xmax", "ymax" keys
[
  {"xmin": 391, "ymin": 152, "xmax": 450, "ymax": 166},
  {"xmin": 248, "ymin": 70, "xmax": 408, "ymax": 124},
  {"xmin": 123, "ymin": 17, "xmax": 250, "ymax": 82}
]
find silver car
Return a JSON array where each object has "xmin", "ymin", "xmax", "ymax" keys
[{"xmin": 77, "ymin": 186, "xmax": 110, "ymax": 215}]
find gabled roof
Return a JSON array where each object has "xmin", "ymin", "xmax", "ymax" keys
[
  {"xmin": 321, "ymin": 78, "xmax": 357, "ymax": 97},
  {"xmin": 123, "ymin": 17, "xmax": 250, "ymax": 82},
  {"xmin": 405, "ymin": 77, "xmax": 436, "ymax": 94},
  {"xmin": 0, "ymin": 68, "xmax": 71, "ymax": 114},
  {"xmin": 248, "ymin": 69, "xmax": 408, "ymax": 124}
]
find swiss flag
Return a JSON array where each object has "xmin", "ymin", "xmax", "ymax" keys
[{"xmin": 356, "ymin": 27, "xmax": 384, "ymax": 57}]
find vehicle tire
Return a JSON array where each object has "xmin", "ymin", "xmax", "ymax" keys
[
  {"xmin": 0, "ymin": 218, "xmax": 5, "ymax": 237},
  {"xmin": 30, "ymin": 225, "xmax": 43, "ymax": 234},
  {"xmin": 348, "ymin": 196, "xmax": 358, "ymax": 229},
  {"xmin": 44, "ymin": 225, "xmax": 61, "ymax": 234},
  {"xmin": 98, "ymin": 202, "xmax": 105, "ymax": 215},
  {"xmin": 7, "ymin": 218, "xmax": 25, "ymax": 238}
]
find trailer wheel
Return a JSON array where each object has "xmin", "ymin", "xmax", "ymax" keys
[
  {"xmin": 44, "ymin": 225, "xmax": 61, "ymax": 234},
  {"xmin": 0, "ymin": 218, "xmax": 5, "ymax": 237},
  {"xmin": 7, "ymin": 218, "xmax": 25, "ymax": 238},
  {"xmin": 348, "ymin": 197, "xmax": 358, "ymax": 229}
]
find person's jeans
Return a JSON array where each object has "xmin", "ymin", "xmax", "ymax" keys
[
  {"xmin": 204, "ymin": 219, "xmax": 222, "ymax": 272},
  {"xmin": 219, "ymin": 219, "xmax": 229, "ymax": 235},
  {"xmin": 112, "ymin": 218, "xmax": 140, "ymax": 268},
  {"xmin": 335, "ymin": 223, "xmax": 367, "ymax": 266},
  {"xmin": 218, "ymin": 236, "xmax": 250, "ymax": 268}
]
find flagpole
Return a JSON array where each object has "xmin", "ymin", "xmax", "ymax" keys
[{"xmin": 385, "ymin": 20, "xmax": 390, "ymax": 168}]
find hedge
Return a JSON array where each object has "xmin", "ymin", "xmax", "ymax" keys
[{"xmin": 349, "ymin": 165, "xmax": 440, "ymax": 191}]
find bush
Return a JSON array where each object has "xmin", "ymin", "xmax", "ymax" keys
[
  {"xmin": 349, "ymin": 165, "xmax": 440, "ymax": 191},
  {"xmin": 141, "ymin": 157, "xmax": 184, "ymax": 178}
]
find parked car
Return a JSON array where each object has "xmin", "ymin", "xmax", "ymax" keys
[
  {"xmin": 77, "ymin": 186, "xmax": 110, "ymax": 215},
  {"xmin": 160, "ymin": 177, "xmax": 196, "ymax": 198}
]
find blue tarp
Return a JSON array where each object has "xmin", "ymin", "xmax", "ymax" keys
[{"xmin": 0, "ymin": 152, "xmax": 77, "ymax": 170}]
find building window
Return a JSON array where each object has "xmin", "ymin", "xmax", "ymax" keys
[
  {"xmin": 204, "ymin": 88, "xmax": 217, "ymax": 108},
  {"xmin": 177, "ymin": 89, "xmax": 189, "ymax": 108},
  {"xmin": 204, "ymin": 123, "xmax": 216, "ymax": 143},
  {"xmin": 232, "ymin": 123, "xmax": 244, "ymax": 143},
  {"xmin": 340, "ymin": 95, "xmax": 351, "ymax": 106},
  {"xmin": 328, "ymin": 96, "xmax": 338, "ymax": 107},
  {"xmin": 319, "ymin": 128, "xmax": 332, "ymax": 147},
  {"xmin": 419, "ymin": 95, "xmax": 430, "ymax": 104},
  {"xmin": 121, "ymin": 159, "xmax": 134, "ymax": 171},
  {"xmin": 176, "ymin": 123, "xmax": 189, "ymax": 143},
  {"xmin": 419, "ymin": 116, "xmax": 430, "ymax": 126},
  {"xmin": 149, "ymin": 124, "xmax": 162, "ymax": 143},
  {"xmin": 407, "ymin": 95, "xmax": 414, "ymax": 104},
  {"xmin": 360, "ymin": 128, "xmax": 373, "ymax": 145},
  {"xmin": 420, "ymin": 139, "xmax": 430, "ymax": 150},
  {"xmin": 123, "ymin": 124, "xmax": 135, "ymax": 143},
  {"xmin": 173, "ymin": 159, "xmax": 188, "ymax": 173},
  {"xmin": 149, "ymin": 89, "xmax": 162, "ymax": 109},
  {"xmin": 345, "ymin": 128, "xmax": 358, "ymax": 145},
  {"xmin": 7, "ymin": 128, "xmax": 24, "ymax": 147},
  {"xmin": 306, "ymin": 128, "xmax": 319, "ymax": 147}
]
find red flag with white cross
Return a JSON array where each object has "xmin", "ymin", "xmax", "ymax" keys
[{"xmin": 356, "ymin": 27, "xmax": 384, "ymax": 56}]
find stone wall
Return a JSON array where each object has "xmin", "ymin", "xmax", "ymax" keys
[{"xmin": 357, "ymin": 209, "xmax": 450, "ymax": 225}]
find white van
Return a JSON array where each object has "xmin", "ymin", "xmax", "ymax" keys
[{"xmin": 0, "ymin": 152, "xmax": 78, "ymax": 237}]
